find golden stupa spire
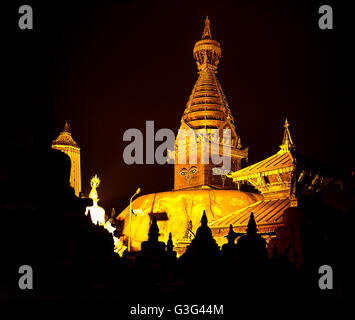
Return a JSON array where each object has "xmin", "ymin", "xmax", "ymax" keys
[
  {"xmin": 175, "ymin": 17, "xmax": 249, "ymax": 190},
  {"xmin": 63, "ymin": 120, "xmax": 70, "ymax": 133},
  {"xmin": 201, "ymin": 16, "xmax": 212, "ymax": 39},
  {"xmin": 193, "ymin": 16, "xmax": 221, "ymax": 73},
  {"xmin": 181, "ymin": 17, "xmax": 236, "ymax": 131},
  {"xmin": 279, "ymin": 119, "xmax": 295, "ymax": 153}
]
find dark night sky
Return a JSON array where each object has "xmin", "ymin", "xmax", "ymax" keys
[{"xmin": 4, "ymin": 0, "xmax": 353, "ymax": 212}]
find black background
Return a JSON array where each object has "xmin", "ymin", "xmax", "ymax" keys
[{"xmin": 3, "ymin": 0, "xmax": 353, "ymax": 213}]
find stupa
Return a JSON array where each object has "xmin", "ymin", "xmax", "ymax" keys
[
  {"xmin": 116, "ymin": 17, "xmax": 260, "ymax": 255},
  {"xmin": 115, "ymin": 17, "xmax": 334, "ymax": 257}
]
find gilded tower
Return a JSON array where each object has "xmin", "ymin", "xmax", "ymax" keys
[
  {"xmin": 174, "ymin": 17, "xmax": 248, "ymax": 190},
  {"xmin": 52, "ymin": 121, "xmax": 81, "ymax": 196}
]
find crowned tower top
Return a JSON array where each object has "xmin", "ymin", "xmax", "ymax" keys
[
  {"xmin": 278, "ymin": 119, "xmax": 295, "ymax": 154},
  {"xmin": 182, "ymin": 17, "xmax": 233, "ymax": 131},
  {"xmin": 52, "ymin": 121, "xmax": 79, "ymax": 148},
  {"xmin": 193, "ymin": 16, "xmax": 221, "ymax": 73}
]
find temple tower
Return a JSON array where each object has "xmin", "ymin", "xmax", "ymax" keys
[
  {"xmin": 278, "ymin": 118, "xmax": 295, "ymax": 154},
  {"xmin": 174, "ymin": 17, "xmax": 248, "ymax": 190},
  {"xmin": 52, "ymin": 121, "xmax": 81, "ymax": 196}
]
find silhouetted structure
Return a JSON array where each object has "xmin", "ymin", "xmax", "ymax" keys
[
  {"xmin": 236, "ymin": 213, "xmax": 269, "ymax": 268},
  {"xmin": 221, "ymin": 224, "xmax": 239, "ymax": 263},
  {"xmin": 178, "ymin": 211, "xmax": 221, "ymax": 300},
  {"xmin": 181, "ymin": 211, "xmax": 220, "ymax": 261},
  {"xmin": 140, "ymin": 216, "xmax": 166, "ymax": 255},
  {"xmin": 166, "ymin": 232, "xmax": 177, "ymax": 262}
]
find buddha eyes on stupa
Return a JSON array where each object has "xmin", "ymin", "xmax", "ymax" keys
[{"xmin": 189, "ymin": 167, "xmax": 198, "ymax": 175}]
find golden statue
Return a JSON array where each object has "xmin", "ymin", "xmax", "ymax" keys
[
  {"xmin": 85, "ymin": 174, "xmax": 105, "ymax": 225},
  {"xmin": 89, "ymin": 174, "xmax": 100, "ymax": 205}
]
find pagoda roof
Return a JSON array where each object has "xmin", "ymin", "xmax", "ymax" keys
[
  {"xmin": 209, "ymin": 197, "xmax": 290, "ymax": 231},
  {"xmin": 228, "ymin": 119, "xmax": 296, "ymax": 181},
  {"xmin": 228, "ymin": 151, "xmax": 294, "ymax": 181},
  {"xmin": 52, "ymin": 121, "xmax": 79, "ymax": 148}
]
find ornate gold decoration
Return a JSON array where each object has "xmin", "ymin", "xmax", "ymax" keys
[
  {"xmin": 175, "ymin": 17, "xmax": 248, "ymax": 190},
  {"xmin": 51, "ymin": 121, "xmax": 81, "ymax": 196},
  {"xmin": 116, "ymin": 20, "xmax": 332, "ymax": 254},
  {"xmin": 52, "ymin": 121, "xmax": 79, "ymax": 148},
  {"xmin": 180, "ymin": 166, "xmax": 198, "ymax": 184},
  {"xmin": 227, "ymin": 120, "xmax": 296, "ymax": 199},
  {"xmin": 278, "ymin": 119, "xmax": 295, "ymax": 154}
]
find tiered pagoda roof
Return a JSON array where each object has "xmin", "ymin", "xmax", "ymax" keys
[
  {"xmin": 229, "ymin": 151, "xmax": 294, "ymax": 181},
  {"xmin": 227, "ymin": 119, "xmax": 295, "ymax": 182},
  {"xmin": 52, "ymin": 121, "xmax": 79, "ymax": 148},
  {"xmin": 209, "ymin": 198, "xmax": 290, "ymax": 234}
]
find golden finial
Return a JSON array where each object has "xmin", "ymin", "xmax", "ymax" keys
[
  {"xmin": 279, "ymin": 118, "xmax": 295, "ymax": 153},
  {"xmin": 63, "ymin": 121, "xmax": 71, "ymax": 133},
  {"xmin": 193, "ymin": 16, "xmax": 221, "ymax": 72},
  {"xmin": 202, "ymin": 16, "xmax": 212, "ymax": 39}
]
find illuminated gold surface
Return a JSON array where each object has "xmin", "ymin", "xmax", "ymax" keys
[
  {"xmin": 175, "ymin": 17, "xmax": 248, "ymax": 190},
  {"xmin": 52, "ymin": 121, "xmax": 81, "ymax": 196},
  {"xmin": 116, "ymin": 23, "xmax": 299, "ymax": 253},
  {"xmin": 210, "ymin": 197, "xmax": 290, "ymax": 237},
  {"xmin": 228, "ymin": 119, "xmax": 296, "ymax": 200},
  {"xmin": 117, "ymin": 189, "xmax": 262, "ymax": 251},
  {"xmin": 89, "ymin": 175, "xmax": 101, "ymax": 206}
]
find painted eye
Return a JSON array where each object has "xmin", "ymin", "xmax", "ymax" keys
[
  {"xmin": 180, "ymin": 169, "xmax": 188, "ymax": 176},
  {"xmin": 189, "ymin": 167, "xmax": 198, "ymax": 174}
]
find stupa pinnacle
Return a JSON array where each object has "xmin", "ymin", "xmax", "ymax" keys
[{"xmin": 175, "ymin": 17, "xmax": 248, "ymax": 190}]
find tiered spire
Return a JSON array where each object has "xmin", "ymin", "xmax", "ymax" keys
[
  {"xmin": 279, "ymin": 119, "xmax": 295, "ymax": 153},
  {"xmin": 174, "ymin": 17, "xmax": 248, "ymax": 190},
  {"xmin": 182, "ymin": 17, "xmax": 237, "ymax": 136},
  {"xmin": 63, "ymin": 121, "xmax": 70, "ymax": 133},
  {"xmin": 52, "ymin": 121, "xmax": 78, "ymax": 148}
]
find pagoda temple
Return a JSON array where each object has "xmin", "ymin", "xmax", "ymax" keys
[
  {"xmin": 116, "ymin": 18, "xmax": 333, "ymax": 256},
  {"xmin": 52, "ymin": 121, "xmax": 81, "ymax": 197}
]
